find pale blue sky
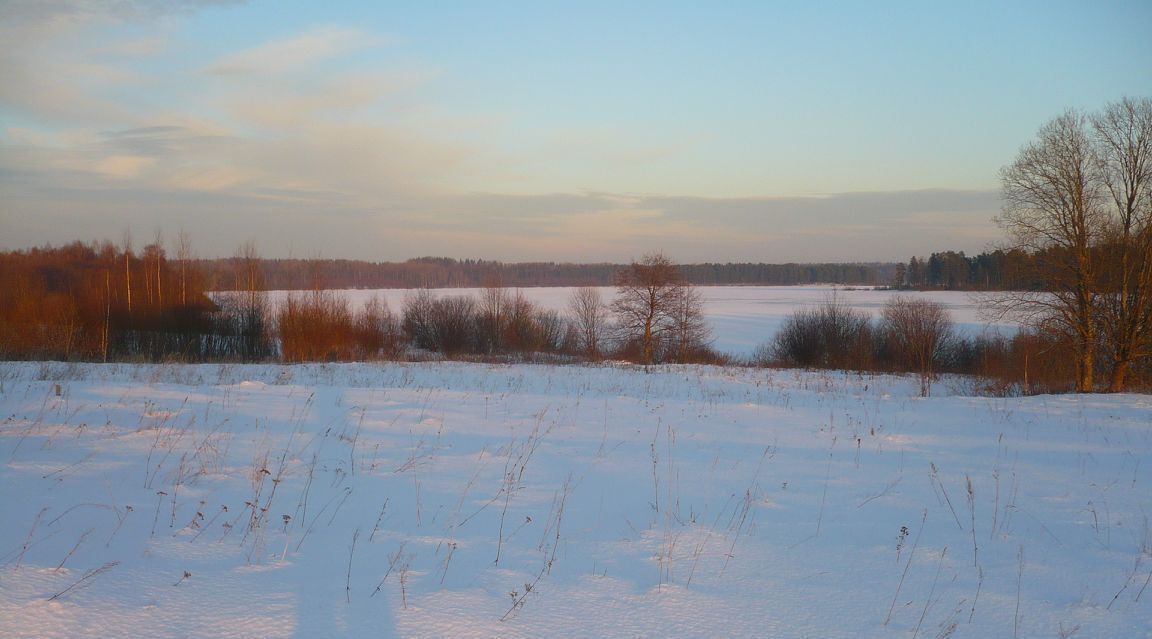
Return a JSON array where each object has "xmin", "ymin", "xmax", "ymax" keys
[{"xmin": 1, "ymin": 0, "xmax": 1149, "ymax": 261}]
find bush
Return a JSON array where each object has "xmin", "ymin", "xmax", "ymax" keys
[
  {"xmin": 772, "ymin": 296, "xmax": 873, "ymax": 370},
  {"xmin": 279, "ymin": 292, "xmax": 400, "ymax": 362},
  {"xmin": 402, "ymin": 292, "xmax": 477, "ymax": 355},
  {"xmin": 878, "ymin": 298, "xmax": 953, "ymax": 396}
]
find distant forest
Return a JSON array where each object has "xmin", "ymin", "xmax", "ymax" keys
[
  {"xmin": 894, "ymin": 250, "xmax": 1041, "ymax": 290},
  {"xmin": 195, "ymin": 250, "xmax": 1040, "ymax": 291},
  {"xmin": 197, "ymin": 257, "xmax": 902, "ymax": 290}
]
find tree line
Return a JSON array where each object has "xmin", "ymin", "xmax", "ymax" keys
[
  {"xmin": 0, "ymin": 245, "xmax": 719, "ymax": 366},
  {"xmin": 201, "ymin": 251, "xmax": 1052, "ymax": 293},
  {"xmin": 0, "ymin": 238, "xmax": 275, "ymax": 361},
  {"xmin": 894, "ymin": 250, "xmax": 1038, "ymax": 290},
  {"xmin": 198, "ymin": 256, "xmax": 901, "ymax": 290},
  {"xmin": 201, "ymin": 250, "xmax": 1084, "ymax": 293}
]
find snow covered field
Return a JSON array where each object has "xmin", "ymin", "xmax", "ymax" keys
[
  {"xmin": 1, "ymin": 361, "xmax": 1148, "ymax": 638},
  {"xmin": 255, "ymin": 286, "xmax": 1016, "ymax": 358}
]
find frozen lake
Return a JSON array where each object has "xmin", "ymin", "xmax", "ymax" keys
[{"xmin": 254, "ymin": 286, "xmax": 1014, "ymax": 357}]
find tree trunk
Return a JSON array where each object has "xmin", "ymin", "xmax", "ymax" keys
[
  {"xmin": 103, "ymin": 270, "xmax": 110, "ymax": 362},
  {"xmin": 642, "ymin": 317, "xmax": 653, "ymax": 365},
  {"xmin": 1078, "ymin": 344, "xmax": 1094, "ymax": 392},
  {"xmin": 1108, "ymin": 359, "xmax": 1129, "ymax": 393},
  {"xmin": 124, "ymin": 252, "xmax": 132, "ymax": 313}
]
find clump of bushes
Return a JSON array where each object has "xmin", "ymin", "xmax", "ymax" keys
[
  {"xmin": 762, "ymin": 294, "xmax": 1114, "ymax": 395},
  {"xmin": 278, "ymin": 292, "xmax": 401, "ymax": 362},
  {"xmin": 772, "ymin": 295, "xmax": 874, "ymax": 371}
]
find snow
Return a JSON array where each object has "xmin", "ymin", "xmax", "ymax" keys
[
  {"xmin": 252, "ymin": 286, "xmax": 1016, "ymax": 358},
  {"xmin": 2, "ymin": 361, "xmax": 1149, "ymax": 638}
]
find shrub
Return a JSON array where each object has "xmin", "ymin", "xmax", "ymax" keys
[
  {"xmin": 772, "ymin": 295, "xmax": 873, "ymax": 370},
  {"xmin": 279, "ymin": 292, "xmax": 400, "ymax": 362},
  {"xmin": 402, "ymin": 292, "xmax": 477, "ymax": 355},
  {"xmin": 879, "ymin": 298, "xmax": 954, "ymax": 396}
]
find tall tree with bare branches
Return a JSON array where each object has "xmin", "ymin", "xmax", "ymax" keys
[
  {"xmin": 666, "ymin": 284, "xmax": 712, "ymax": 363},
  {"xmin": 568, "ymin": 286, "xmax": 608, "ymax": 359},
  {"xmin": 232, "ymin": 241, "xmax": 272, "ymax": 360},
  {"xmin": 121, "ymin": 231, "xmax": 134, "ymax": 314},
  {"xmin": 611, "ymin": 252, "xmax": 705, "ymax": 364},
  {"xmin": 175, "ymin": 230, "xmax": 193, "ymax": 307},
  {"xmin": 1092, "ymin": 97, "xmax": 1152, "ymax": 391},
  {"xmin": 994, "ymin": 110, "xmax": 1104, "ymax": 392},
  {"xmin": 477, "ymin": 277, "xmax": 508, "ymax": 354}
]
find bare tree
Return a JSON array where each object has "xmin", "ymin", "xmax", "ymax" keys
[
  {"xmin": 402, "ymin": 289, "xmax": 437, "ymax": 351},
  {"xmin": 121, "ymin": 231, "xmax": 133, "ymax": 314},
  {"xmin": 175, "ymin": 230, "xmax": 193, "ymax": 307},
  {"xmin": 477, "ymin": 276, "xmax": 508, "ymax": 353},
  {"xmin": 152, "ymin": 229, "xmax": 164, "ymax": 308},
  {"xmin": 666, "ymin": 284, "xmax": 712, "ymax": 363},
  {"xmin": 611, "ymin": 252, "xmax": 688, "ymax": 364},
  {"xmin": 428, "ymin": 295, "xmax": 477, "ymax": 355},
  {"xmin": 231, "ymin": 241, "xmax": 272, "ymax": 360},
  {"xmin": 882, "ymin": 298, "xmax": 953, "ymax": 397},
  {"xmin": 1092, "ymin": 97, "xmax": 1152, "ymax": 391},
  {"xmin": 991, "ymin": 98, "xmax": 1152, "ymax": 392},
  {"xmin": 503, "ymin": 290, "xmax": 538, "ymax": 352},
  {"xmin": 568, "ymin": 286, "xmax": 608, "ymax": 359},
  {"xmin": 142, "ymin": 234, "xmax": 165, "ymax": 309},
  {"xmin": 994, "ymin": 110, "xmax": 1104, "ymax": 392},
  {"xmin": 358, "ymin": 296, "xmax": 402, "ymax": 359},
  {"xmin": 531, "ymin": 308, "xmax": 566, "ymax": 353}
]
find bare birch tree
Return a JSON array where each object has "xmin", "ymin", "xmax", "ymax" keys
[
  {"xmin": 568, "ymin": 286, "xmax": 608, "ymax": 359},
  {"xmin": 1092, "ymin": 97, "xmax": 1152, "ymax": 391},
  {"xmin": 991, "ymin": 98, "xmax": 1152, "ymax": 392},
  {"xmin": 233, "ymin": 241, "xmax": 271, "ymax": 360},
  {"xmin": 994, "ymin": 110, "xmax": 1104, "ymax": 392},
  {"xmin": 121, "ymin": 231, "xmax": 133, "ymax": 314},
  {"xmin": 478, "ymin": 277, "xmax": 508, "ymax": 353},
  {"xmin": 175, "ymin": 230, "xmax": 193, "ymax": 307},
  {"xmin": 667, "ymin": 284, "xmax": 712, "ymax": 363}
]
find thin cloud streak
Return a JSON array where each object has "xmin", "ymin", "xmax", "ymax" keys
[{"xmin": 206, "ymin": 26, "xmax": 380, "ymax": 76}]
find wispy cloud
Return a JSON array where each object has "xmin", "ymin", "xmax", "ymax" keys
[
  {"xmin": 217, "ymin": 70, "xmax": 422, "ymax": 129},
  {"xmin": 0, "ymin": 0, "xmax": 211, "ymax": 123},
  {"xmin": 0, "ymin": 26, "xmax": 131, "ymax": 122},
  {"xmin": 206, "ymin": 26, "xmax": 379, "ymax": 76}
]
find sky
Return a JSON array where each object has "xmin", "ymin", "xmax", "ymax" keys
[{"xmin": 1, "ymin": 1, "xmax": 1150, "ymax": 263}]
